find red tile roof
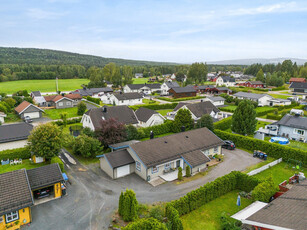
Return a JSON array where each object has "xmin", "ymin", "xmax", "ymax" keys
[
  {"xmin": 52, "ymin": 95, "xmax": 64, "ymax": 103},
  {"xmin": 289, "ymin": 78, "xmax": 306, "ymax": 83},
  {"xmin": 14, "ymin": 101, "xmax": 30, "ymax": 114},
  {"xmin": 64, "ymin": 93, "xmax": 82, "ymax": 100},
  {"xmin": 44, "ymin": 95, "xmax": 57, "ymax": 102}
]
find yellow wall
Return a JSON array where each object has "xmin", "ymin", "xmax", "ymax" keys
[
  {"xmin": 0, "ymin": 207, "xmax": 31, "ymax": 230},
  {"xmin": 54, "ymin": 182, "xmax": 62, "ymax": 198}
]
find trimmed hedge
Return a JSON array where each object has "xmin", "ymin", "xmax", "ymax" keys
[
  {"xmin": 138, "ymin": 121, "xmax": 174, "ymax": 138},
  {"xmin": 214, "ymin": 129, "xmax": 307, "ymax": 165},
  {"xmin": 85, "ymin": 96, "xmax": 101, "ymax": 105},
  {"xmin": 0, "ymin": 147, "xmax": 31, "ymax": 160},
  {"xmin": 53, "ymin": 117, "xmax": 82, "ymax": 126},
  {"xmin": 158, "ymin": 96, "xmax": 205, "ymax": 102},
  {"xmin": 123, "ymin": 218, "xmax": 167, "ymax": 230},
  {"xmin": 129, "ymin": 103, "xmax": 178, "ymax": 111},
  {"xmin": 169, "ymin": 171, "xmax": 259, "ymax": 216},
  {"xmin": 165, "ymin": 204, "xmax": 183, "ymax": 230},
  {"xmin": 266, "ymin": 113, "xmax": 282, "ymax": 120},
  {"xmin": 214, "ymin": 116, "xmax": 232, "ymax": 130},
  {"xmin": 252, "ymin": 177, "xmax": 278, "ymax": 202},
  {"xmin": 271, "ymin": 86, "xmax": 286, "ymax": 91},
  {"xmin": 255, "ymin": 108, "xmax": 276, "ymax": 117},
  {"xmin": 51, "ymin": 156, "xmax": 65, "ymax": 172}
]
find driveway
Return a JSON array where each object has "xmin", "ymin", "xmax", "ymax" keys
[{"xmin": 25, "ymin": 148, "xmax": 261, "ymax": 230}]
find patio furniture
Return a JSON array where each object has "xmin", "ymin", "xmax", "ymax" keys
[
  {"xmin": 10, "ymin": 160, "xmax": 14, "ymax": 165},
  {"xmin": 18, "ymin": 159, "xmax": 22, "ymax": 164},
  {"xmin": 1, "ymin": 159, "xmax": 10, "ymax": 165},
  {"xmin": 14, "ymin": 159, "xmax": 18, "ymax": 165}
]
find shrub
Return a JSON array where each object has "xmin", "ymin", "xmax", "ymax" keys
[
  {"xmin": 137, "ymin": 121, "xmax": 174, "ymax": 139},
  {"xmin": 73, "ymin": 135, "xmax": 102, "ymax": 157},
  {"xmin": 165, "ymin": 204, "xmax": 183, "ymax": 230},
  {"xmin": 178, "ymin": 167, "xmax": 183, "ymax": 181},
  {"xmin": 82, "ymin": 127, "xmax": 95, "ymax": 137},
  {"xmin": 252, "ymin": 177, "xmax": 278, "ymax": 202},
  {"xmin": 186, "ymin": 165, "xmax": 191, "ymax": 177},
  {"xmin": 129, "ymin": 103, "xmax": 178, "ymax": 111},
  {"xmin": 85, "ymin": 96, "xmax": 100, "ymax": 105},
  {"xmin": 119, "ymin": 189, "xmax": 138, "ymax": 222},
  {"xmin": 123, "ymin": 218, "xmax": 167, "ymax": 230},
  {"xmin": 271, "ymin": 86, "xmax": 286, "ymax": 91},
  {"xmin": 214, "ymin": 116, "xmax": 232, "ymax": 130},
  {"xmin": 53, "ymin": 118, "xmax": 81, "ymax": 126},
  {"xmin": 0, "ymin": 147, "xmax": 31, "ymax": 161},
  {"xmin": 77, "ymin": 101, "xmax": 87, "ymax": 115},
  {"xmin": 266, "ymin": 113, "xmax": 282, "ymax": 120},
  {"xmin": 220, "ymin": 213, "xmax": 241, "ymax": 230},
  {"xmin": 149, "ymin": 206, "xmax": 164, "ymax": 222},
  {"xmin": 51, "ymin": 156, "xmax": 65, "ymax": 172},
  {"xmin": 126, "ymin": 124, "xmax": 141, "ymax": 140}
]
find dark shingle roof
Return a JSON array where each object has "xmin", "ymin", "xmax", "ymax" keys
[
  {"xmin": 135, "ymin": 107, "xmax": 158, "ymax": 122},
  {"xmin": 126, "ymin": 84, "xmax": 161, "ymax": 90},
  {"xmin": 170, "ymin": 86, "xmax": 196, "ymax": 93},
  {"xmin": 114, "ymin": 92, "xmax": 143, "ymax": 100},
  {"xmin": 198, "ymin": 85, "xmax": 215, "ymax": 90},
  {"xmin": 276, "ymin": 114, "xmax": 307, "ymax": 130},
  {"xmin": 248, "ymin": 81, "xmax": 264, "ymax": 85},
  {"xmin": 165, "ymin": 81, "xmax": 180, "ymax": 88},
  {"xmin": 247, "ymin": 180, "xmax": 307, "ymax": 230},
  {"xmin": 182, "ymin": 150, "xmax": 210, "ymax": 167},
  {"xmin": 207, "ymin": 96, "xmax": 225, "ymax": 102},
  {"xmin": 103, "ymin": 149, "xmax": 135, "ymax": 168},
  {"xmin": 0, "ymin": 169, "xmax": 33, "ymax": 216},
  {"xmin": 74, "ymin": 87, "xmax": 113, "ymax": 96},
  {"xmin": 234, "ymin": 92, "xmax": 271, "ymax": 100},
  {"xmin": 216, "ymin": 87, "xmax": 232, "ymax": 92},
  {"xmin": 289, "ymin": 81, "xmax": 307, "ymax": 89},
  {"xmin": 0, "ymin": 123, "xmax": 33, "ymax": 143},
  {"xmin": 109, "ymin": 140, "xmax": 140, "ymax": 149},
  {"xmin": 220, "ymin": 76, "xmax": 236, "ymax": 82},
  {"xmin": 174, "ymin": 101, "xmax": 219, "ymax": 118},
  {"xmin": 130, "ymin": 127, "xmax": 224, "ymax": 167},
  {"xmin": 85, "ymin": 106, "xmax": 138, "ymax": 130},
  {"xmin": 26, "ymin": 163, "xmax": 63, "ymax": 190},
  {"xmin": 31, "ymin": 91, "xmax": 42, "ymax": 97}
]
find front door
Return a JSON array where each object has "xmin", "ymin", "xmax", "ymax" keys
[{"xmin": 176, "ymin": 160, "xmax": 181, "ymax": 168}]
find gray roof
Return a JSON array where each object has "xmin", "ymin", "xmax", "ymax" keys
[
  {"xmin": 109, "ymin": 140, "xmax": 140, "ymax": 149},
  {"xmin": 26, "ymin": 163, "xmax": 64, "ymax": 190},
  {"xmin": 198, "ymin": 85, "xmax": 215, "ymax": 90},
  {"xmin": 0, "ymin": 123, "xmax": 33, "ymax": 143},
  {"xmin": 174, "ymin": 101, "xmax": 220, "ymax": 118},
  {"xmin": 182, "ymin": 150, "xmax": 211, "ymax": 167},
  {"xmin": 135, "ymin": 107, "xmax": 158, "ymax": 122},
  {"xmin": 114, "ymin": 92, "xmax": 143, "ymax": 100},
  {"xmin": 216, "ymin": 87, "xmax": 232, "ymax": 92},
  {"xmin": 126, "ymin": 84, "xmax": 161, "ymax": 90},
  {"xmin": 165, "ymin": 81, "xmax": 180, "ymax": 88},
  {"xmin": 31, "ymin": 91, "xmax": 42, "ymax": 97},
  {"xmin": 130, "ymin": 127, "xmax": 224, "ymax": 168},
  {"xmin": 220, "ymin": 76, "xmax": 236, "ymax": 82},
  {"xmin": 0, "ymin": 169, "xmax": 33, "ymax": 216},
  {"xmin": 276, "ymin": 114, "xmax": 307, "ymax": 130},
  {"xmin": 169, "ymin": 86, "xmax": 196, "ymax": 93},
  {"xmin": 248, "ymin": 81, "xmax": 264, "ymax": 85},
  {"xmin": 289, "ymin": 82, "xmax": 307, "ymax": 89},
  {"xmin": 234, "ymin": 92, "xmax": 271, "ymax": 100},
  {"xmin": 103, "ymin": 149, "xmax": 135, "ymax": 168},
  {"xmin": 74, "ymin": 87, "xmax": 113, "ymax": 96},
  {"xmin": 85, "ymin": 106, "xmax": 138, "ymax": 130},
  {"xmin": 247, "ymin": 180, "xmax": 307, "ymax": 230},
  {"xmin": 208, "ymin": 96, "xmax": 225, "ymax": 102}
]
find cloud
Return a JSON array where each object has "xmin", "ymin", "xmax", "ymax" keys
[{"xmin": 26, "ymin": 8, "xmax": 67, "ymax": 20}]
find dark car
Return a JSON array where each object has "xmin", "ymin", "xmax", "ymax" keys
[
  {"xmin": 23, "ymin": 116, "xmax": 33, "ymax": 123},
  {"xmin": 222, "ymin": 140, "xmax": 235, "ymax": 150},
  {"xmin": 33, "ymin": 188, "xmax": 51, "ymax": 199}
]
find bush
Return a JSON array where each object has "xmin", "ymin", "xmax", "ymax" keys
[
  {"xmin": 158, "ymin": 96, "xmax": 205, "ymax": 102},
  {"xmin": 214, "ymin": 116, "xmax": 232, "ymax": 130},
  {"xmin": 0, "ymin": 147, "xmax": 31, "ymax": 160},
  {"xmin": 165, "ymin": 204, "xmax": 183, "ymax": 230},
  {"xmin": 129, "ymin": 103, "xmax": 178, "ymax": 111},
  {"xmin": 77, "ymin": 101, "xmax": 87, "ymax": 115},
  {"xmin": 51, "ymin": 156, "xmax": 65, "ymax": 172},
  {"xmin": 214, "ymin": 129, "xmax": 307, "ymax": 165},
  {"xmin": 119, "ymin": 189, "xmax": 138, "ymax": 222},
  {"xmin": 252, "ymin": 177, "xmax": 278, "ymax": 202},
  {"xmin": 178, "ymin": 167, "xmax": 183, "ymax": 181},
  {"xmin": 82, "ymin": 127, "xmax": 95, "ymax": 137},
  {"xmin": 53, "ymin": 118, "xmax": 81, "ymax": 126},
  {"xmin": 186, "ymin": 165, "xmax": 191, "ymax": 177},
  {"xmin": 266, "ymin": 113, "xmax": 282, "ymax": 120},
  {"xmin": 149, "ymin": 206, "xmax": 164, "ymax": 222},
  {"xmin": 85, "ymin": 96, "xmax": 100, "ymax": 105},
  {"xmin": 271, "ymin": 86, "xmax": 286, "ymax": 91},
  {"xmin": 73, "ymin": 135, "xmax": 102, "ymax": 157},
  {"xmin": 123, "ymin": 218, "xmax": 167, "ymax": 230},
  {"xmin": 137, "ymin": 121, "xmax": 174, "ymax": 139},
  {"xmin": 220, "ymin": 213, "xmax": 241, "ymax": 230},
  {"xmin": 255, "ymin": 108, "xmax": 276, "ymax": 117}
]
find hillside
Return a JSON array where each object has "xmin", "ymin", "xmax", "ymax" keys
[{"xmin": 0, "ymin": 47, "xmax": 175, "ymax": 67}]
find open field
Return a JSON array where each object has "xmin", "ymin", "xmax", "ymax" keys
[
  {"xmin": 181, "ymin": 190, "xmax": 252, "ymax": 230},
  {"xmin": 0, "ymin": 79, "xmax": 89, "ymax": 94}
]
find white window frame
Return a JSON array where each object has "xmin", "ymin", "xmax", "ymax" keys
[
  {"xmin": 152, "ymin": 166, "xmax": 158, "ymax": 174},
  {"xmin": 58, "ymin": 102, "xmax": 63, "ymax": 106},
  {"xmin": 66, "ymin": 101, "xmax": 72, "ymax": 106},
  {"xmin": 165, "ymin": 162, "xmax": 171, "ymax": 169},
  {"xmin": 295, "ymin": 129, "xmax": 305, "ymax": 135},
  {"xmin": 136, "ymin": 161, "xmax": 141, "ymax": 171},
  {"xmin": 5, "ymin": 211, "xmax": 19, "ymax": 223},
  {"xmin": 202, "ymin": 149, "xmax": 209, "ymax": 156}
]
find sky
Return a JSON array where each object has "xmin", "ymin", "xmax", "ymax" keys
[{"xmin": 1, "ymin": 0, "xmax": 307, "ymax": 63}]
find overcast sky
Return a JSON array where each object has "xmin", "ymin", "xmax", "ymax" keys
[{"xmin": 1, "ymin": 0, "xmax": 307, "ymax": 63}]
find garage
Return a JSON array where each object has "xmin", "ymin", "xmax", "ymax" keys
[
  {"xmin": 24, "ymin": 112, "xmax": 40, "ymax": 119},
  {"xmin": 98, "ymin": 149, "xmax": 135, "ymax": 179},
  {"xmin": 116, "ymin": 165, "xmax": 130, "ymax": 178},
  {"xmin": 14, "ymin": 101, "xmax": 44, "ymax": 120}
]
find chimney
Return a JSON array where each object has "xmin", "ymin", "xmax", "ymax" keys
[
  {"xmin": 103, "ymin": 107, "xmax": 107, "ymax": 113},
  {"xmin": 181, "ymin": 126, "xmax": 185, "ymax": 132},
  {"xmin": 61, "ymin": 93, "xmax": 65, "ymax": 96},
  {"xmin": 201, "ymin": 99, "xmax": 203, "ymax": 102},
  {"xmin": 150, "ymin": 131, "xmax": 154, "ymax": 139}
]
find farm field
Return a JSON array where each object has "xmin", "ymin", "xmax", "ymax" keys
[{"xmin": 0, "ymin": 79, "xmax": 89, "ymax": 94}]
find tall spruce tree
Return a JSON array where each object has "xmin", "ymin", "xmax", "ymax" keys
[
  {"xmin": 120, "ymin": 189, "xmax": 138, "ymax": 222},
  {"xmin": 231, "ymin": 100, "xmax": 257, "ymax": 135},
  {"xmin": 118, "ymin": 191, "xmax": 124, "ymax": 216}
]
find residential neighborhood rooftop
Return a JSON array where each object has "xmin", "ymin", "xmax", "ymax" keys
[
  {"xmin": 289, "ymin": 81, "xmax": 307, "ymax": 89},
  {"xmin": 73, "ymin": 87, "xmax": 113, "ymax": 96},
  {"xmin": 174, "ymin": 101, "xmax": 219, "ymax": 118},
  {"xmin": 100, "ymin": 149, "xmax": 135, "ymax": 169},
  {"xmin": 135, "ymin": 107, "xmax": 159, "ymax": 122},
  {"xmin": 234, "ymin": 91, "xmax": 271, "ymax": 100},
  {"xmin": 276, "ymin": 114, "xmax": 307, "ymax": 130},
  {"xmin": 169, "ymin": 86, "xmax": 196, "ymax": 93},
  {"xmin": 113, "ymin": 92, "xmax": 143, "ymax": 100},
  {"xmin": 0, "ymin": 122, "xmax": 33, "ymax": 143}
]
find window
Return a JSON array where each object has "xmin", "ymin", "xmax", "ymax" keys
[
  {"xmin": 202, "ymin": 150, "xmax": 209, "ymax": 156},
  {"xmin": 165, "ymin": 163, "xmax": 171, "ymax": 169},
  {"xmin": 58, "ymin": 102, "xmax": 63, "ymax": 106},
  {"xmin": 295, "ymin": 129, "xmax": 305, "ymax": 135},
  {"xmin": 0, "ymin": 216, "xmax": 3, "ymax": 223},
  {"xmin": 5, "ymin": 211, "xmax": 19, "ymax": 223},
  {"xmin": 136, "ymin": 161, "xmax": 141, "ymax": 171},
  {"xmin": 152, "ymin": 166, "xmax": 158, "ymax": 173},
  {"xmin": 67, "ymin": 101, "xmax": 71, "ymax": 106},
  {"xmin": 214, "ymin": 147, "xmax": 219, "ymax": 153}
]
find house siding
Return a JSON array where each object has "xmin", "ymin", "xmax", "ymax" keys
[
  {"xmin": 55, "ymin": 98, "xmax": 74, "ymax": 109},
  {"xmin": 278, "ymin": 125, "xmax": 307, "ymax": 141},
  {"xmin": 127, "ymin": 148, "xmax": 148, "ymax": 180},
  {"xmin": 100, "ymin": 157, "xmax": 114, "ymax": 179},
  {"xmin": 81, "ymin": 114, "xmax": 95, "ymax": 131},
  {"xmin": 138, "ymin": 114, "xmax": 165, "ymax": 127},
  {"xmin": 168, "ymin": 89, "xmax": 197, "ymax": 98},
  {"xmin": 0, "ymin": 207, "xmax": 31, "ymax": 230}
]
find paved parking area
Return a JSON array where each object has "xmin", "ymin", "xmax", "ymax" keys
[{"xmin": 24, "ymin": 148, "xmax": 261, "ymax": 230}]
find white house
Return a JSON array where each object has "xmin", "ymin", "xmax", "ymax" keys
[
  {"xmin": 135, "ymin": 107, "xmax": 165, "ymax": 127},
  {"xmin": 233, "ymin": 92, "xmax": 273, "ymax": 106},
  {"xmin": 107, "ymin": 92, "xmax": 143, "ymax": 106},
  {"xmin": 216, "ymin": 76, "xmax": 236, "ymax": 87},
  {"xmin": 72, "ymin": 87, "xmax": 113, "ymax": 98},
  {"xmin": 134, "ymin": 73, "xmax": 143, "ymax": 78},
  {"xmin": 0, "ymin": 112, "xmax": 6, "ymax": 124},
  {"xmin": 205, "ymin": 96, "xmax": 225, "ymax": 106},
  {"xmin": 268, "ymin": 98, "xmax": 291, "ymax": 106},
  {"xmin": 161, "ymin": 81, "xmax": 180, "ymax": 95},
  {"xmin": 123, "ymin": 84, "xmax": 161, "ymax": 95},
  {"xmin": 31, "ymin": 91, "xmax": 46, "ymax": 106}
]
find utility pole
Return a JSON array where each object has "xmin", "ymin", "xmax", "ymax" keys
[{"xmin": 56, "ymin": 77, "xmax": 59, "ymax": 93}]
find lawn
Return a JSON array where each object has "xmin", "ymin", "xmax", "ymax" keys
[
  {"xmin": 61, "ymin": 123, "xmax": 83, "ymax": 135},
  {"xmin": 157, "ymin": 109, "xmax": 173, "ymax": 116},
  {"xmin": 181, "ymin": 190, "xmax": 253, "ymax": 230},
  {"xmin": 220, "ymin": 105, "xmax": 237, "ymax": 112},
  {"xmin": 132, "ymin": 78, "xmax": 149, "ymax": 84},
  {"xmin": 0, "ymin": 79, "xmax": 89, "ymax": 94},
  {"xmin": 255, "ymin": 106, "xmax": 275, "ymax": 113},
  {"xmin": 252, "ymin": 162, "xmax": 307, "ymax": 186},
  {"xmin": 268, "ymin": 94, "xmax": 292, "ymax": 99},
  {"xmin": 0, "ymin": 159, "xmax": 48, "ymax": 174},
  {"xmin": 44, "ymin": 107, "xmax": 82, "ymax": 120},
  {"xmin": 65, "ymin": 147, "xmax": 100, "ymax": 165},
  {"xmin": 288, "ymin": 140, "xmax": 307, "ymax": 151},
  {"xmin": 143, "ymin": 98, "xmax": 159, "ymax": 105},
  {"xmin": 256, "ymin": 120, "xmax": 270, "ymax": 130},
  {"xmin": 4, "ymin": 113, "xmax": 21, "ymax": 123},
  {"xmin": 140, "ymin": 132, "xmax": 174, "ymax": 141}
]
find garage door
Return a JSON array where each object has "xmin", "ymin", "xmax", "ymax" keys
[
  {"xmin": 25, "ymin": 112, "xmax": 40, "ymax": 119},
  {"xmin": 116, "ymin": 165, "xmax": 130, "ymax": 178}
]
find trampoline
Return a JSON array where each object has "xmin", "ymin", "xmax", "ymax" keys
[{"xmin": 270, "ymin": 137, "xmax": 289, "ymax": 145}]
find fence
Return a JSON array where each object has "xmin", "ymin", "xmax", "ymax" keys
[{"xmin": 247, "ymin": 158, "xmax": 283, "ymax": 176}]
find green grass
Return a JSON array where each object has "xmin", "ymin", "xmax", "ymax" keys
[
  {"xmin": 220, "ymin": 105, "xmax": 237, "ymax": 112},
  {"xmin": 44, "ymin": 107, "xmax": 82, "ymax": 120},
  {"xmin": 252, "ymin": 162, "xmax": 307, "ymax": 186},
  {"xmin": 0, "ymin": 79, "xmax": 89, "ymax": 94},
  {"xmin": 181, "ymin": 190, "xmax": 253, "ymax": 230},
  {"xmin": 132, "ymin": 78, "xmax": 149, "ymax": 84},
  {"xmin": 158, "ymin": 96, "xmax": 205, "ymax": 102},
  {"xmin": 61, "ymin": 123, "xmax": 83, "ymax": 135},
  {"xmin": 140, "ymin": 132, "xmax": 174, "ymax": 141},
  {"xmin": 255, "ymin": 107, "xmax": 275, "ymax": 113},
  {"xmin": 4, "ymin": 112, "xmax": 21, "ymax": 123},
  {"xmin": 65, "ymin": 147, "xmax": 100, "ymax": 165},
  {"xmin": 268, "ymin": 94, "xmax": 292, "ymax": 99},
  {"xmin": 0, "ymin": 159, "xmax": 48, "ymax": 174},
  {"xmin": 256, "ymin": 120, "xmax": 270, "ymax": 130},
  {"xmin": 243, "ymin": 157, "xmax": 275, "ymax": 173},
  {"xmin": 156, "ymin": 109, "xmax": 173, "ymax": 116},
  {"xmin": 142, "ymin": 99, "xmax": 159, "ymax": 105},
  {"xmin": 288, "ymin": 140, "xmax": 307, "ymax": 151}
]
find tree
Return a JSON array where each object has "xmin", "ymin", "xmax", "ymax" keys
[
  {"xmin": 60, "ymin": 112, "xmax": 68, "ymax": 127},
  {"xmin": 118, "ymin": 191, "xmax": 124, "ymax": 216},
  {"xmin": 178, "ymin": 167, "xmax": 183, "ymax": 181},
  {"xmin": 256, "ymin": 69, "xmax": 264, "ymax": 82},
  {"xmin": 173, "ymin": 109, "xmax": 194, "ymax": 133},
  {"xmin": 126, "ymin": 124, "xmax": 140, "ymax": 140},
  {"xmin": 123, "ymin": 218, "xmax": 167, "ymax": 230},
  {"xmin": 82, "ymin": 127, "xmax": 95, "ymax": 137},
  {"xmin": 73, "ymin": 135, "xmax": 102, "ymax": 158},
  {"xmin": 87, "ymin": 66, "xmax": 105, "ymax": 88},
  {"xmin": 176, "ymin": 71, "xmax": 185, "ymax": 82},
  {"xmin": 122, "ymin": 66, "xmax": 133, "ymax": 85},
  {"xmin": 28, "ymin": 123, "xmax": 63, "ymax": 160},
  {"xmin": 165, "ymin": 204, "xmax": 184, "ymax": 230},
  {"xmin": 102, "ymin": 62, "xmax": 116, "ymax": 82},
  {"xmin": 231, "ymin": 100, "xmax": 257, "ymax": 135},
  {"xmin": 299, "ymin": 67, "xmax": 307, "ymax": 78},
  {"xmin": 77, "ymin": 101, "xmax": 87, "ymax": 115},
  {"xmin": 196, "ymin": 114, "xmax": 214, "ymax": 131},
  {"xmin": 187, "ymin": 62, "xmax": 208, "ymax": 83},
  {"xmin": 95, "ymin": 118, "xmax": 127, "ymax": 147},
  {"xmin": 120, "ymin": 189, "xmax": 138, "ymax": 221},
  {"xmin": 3, "ymin": 97, "xmax": 16, "ymax": 108},
  {"xmin": 186, "ymin": 165, "xmax": 191, "ymax": 177}
]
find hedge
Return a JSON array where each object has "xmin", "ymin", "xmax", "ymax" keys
[
  {"xmin": 214, "ymin": 129, "xmax": 307, "ymax": 165},
  {"xmin": 51, "ymin": 156, "xmax": 65, "ymax": 172},
  {"xmin": 123, "ymin": 218, "xmax": 167, "ymax": 230},
  {"xmin": 129, "ymin": 103, "xmax": 178, "ymax": 111},
  {"xmin": 271, "ymin": 86, "xmax": 286, "ymax": 91},
  {"xmin": 158, "ymin": 96, "xmax": 205, "ymax": 102},
  {"xmin": 252, "ymin": 177, "xmax": 278, "ymax": 202},
  {"xmin": 169, "ymin": 171, "xmax": 260, "ymax": 216},
  {"xmin": 138, "ymin": 121, "xmax": 174, "ymax": 138},
  {"xmin": 0, "ymin": 147, "xmax": 31, "ymax": 161},
  {"xmin": 53, "ymin": 117, "xmax": 82, "ymax": 126},
  {"xmin": 266, "ymin": 113, "xmax": 282, "ymax": 120},
  {"xmin": 255, "ymin": 108, "xmax": 276, "ymax": 117},
  {"xmin": 85, "ymin": 96, "xmax": 101, "ymax": 105},
  {"xmin": 214, "ymin": 116, "xmax": 232, "ymax": 130}
]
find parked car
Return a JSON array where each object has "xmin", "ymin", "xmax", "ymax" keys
[
  {"xmin": 23, "ymin": 116, "xmax": 33, "ymax": 123},
  {"xmin": 222, "ymin": 140, "xmax": 235, "ymax": 150},
  {"xmin": 33, "ymin": 187, "xmax": 51, "ymax": 199}
]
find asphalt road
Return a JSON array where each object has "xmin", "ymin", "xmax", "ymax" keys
[{"xmin": 25, "ymin": 148, "xmax": 261, "ymax": 230}]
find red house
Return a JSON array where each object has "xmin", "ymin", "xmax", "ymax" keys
[
  {"xmin": 239, "ymin": 81, "xmax": 265, "ymax": 88},
  {"xmin": 289, "ymin": 78, "xmax": 306, "ymax": 83}
]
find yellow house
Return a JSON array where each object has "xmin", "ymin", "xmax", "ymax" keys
[{"xmin": 0, "ymin": 164, "xmax": 64, "ymax": 230}]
